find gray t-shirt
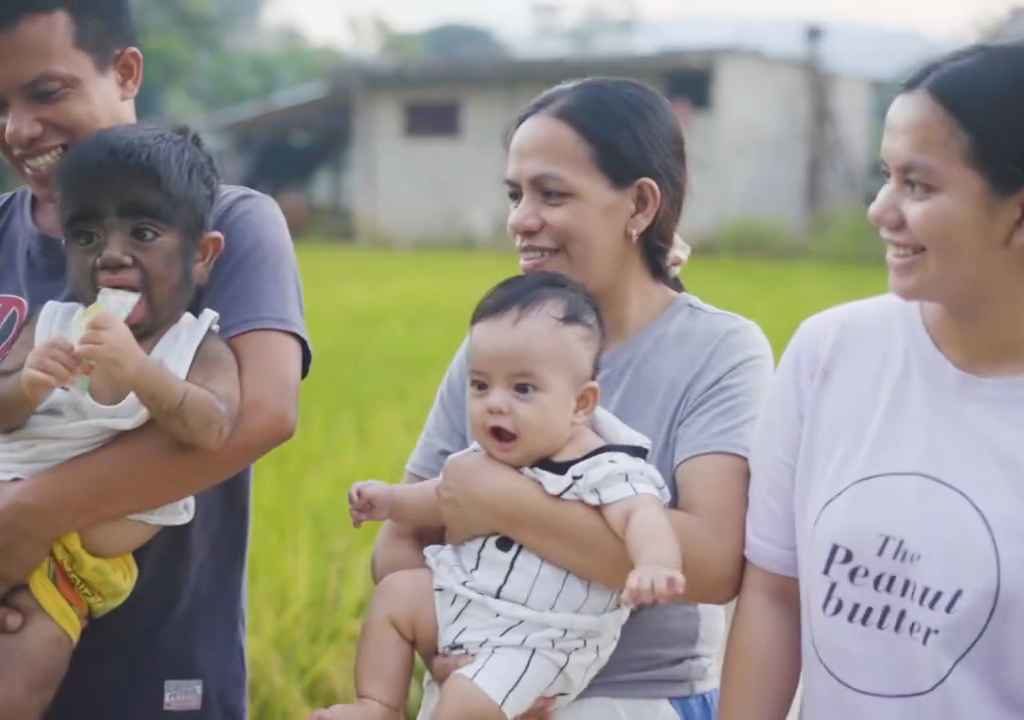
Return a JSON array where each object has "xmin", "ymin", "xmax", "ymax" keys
[
  {"xmin": 0, "ymin": 185, "xmax": 310, "ymax": 719},
  {"xmin": 407, "ymin": 292, "xmax": 774, "ymax": 699}
]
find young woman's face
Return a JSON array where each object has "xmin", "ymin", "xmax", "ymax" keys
[
  {"xmin": 504, "ymin": 115, "xmax": 638, "ymax": 299},
  {"xmin": 868, "ymin": 91, "xmax": 1024, "ymax": 307}
]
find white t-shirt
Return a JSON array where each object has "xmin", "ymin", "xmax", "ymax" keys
[{"xmin": 746, "ymin": 294, "xmax": 1024, "ymax": 719}]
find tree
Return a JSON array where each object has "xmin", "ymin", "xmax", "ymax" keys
[
  {"xmin": 132, "ymin": 0, "xmax": 342, "ymax": 120},
  {"xmin": 418, "ymin": 24, "xmax": 507, "ymax": 60},
  {"xmin": 352, "ymin": 16, "xmax": 506, "ymax": 63}
]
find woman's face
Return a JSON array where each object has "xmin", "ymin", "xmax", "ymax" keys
[
  {"xmin": 867, "ymin": 91, "xmax": 1024, "ymax": 307},
  {"xmin": 504, "ymin": 114, "xmax": 638, "ymax": 299}
]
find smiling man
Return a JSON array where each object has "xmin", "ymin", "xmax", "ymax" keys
[{"xmin": 0, "ymin": 2, "xmax": 310, "ymax": 718}]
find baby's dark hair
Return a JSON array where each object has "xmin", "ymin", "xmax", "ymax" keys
[
  {"xmin": 470, "ymin": 272, "xmax": 605, "ymax": 378},
  {"xmin": 57, "ymin": 124, "xmax": 220, "ymax": 244}
]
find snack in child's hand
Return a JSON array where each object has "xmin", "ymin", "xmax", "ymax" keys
[
  {"xmin": 69, "ymin": 288, "xmax": 141, "ymax": 346},
  {"xmin": 69, "ymin": 288, "xmax": 141, "ymax": 391}
]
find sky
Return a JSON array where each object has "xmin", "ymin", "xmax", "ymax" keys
[{"xmin": 263, "ymin": 0, "xmax": 1022, "ymax": 48}]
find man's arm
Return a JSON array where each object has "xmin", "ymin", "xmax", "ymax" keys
[
  {"xmin": 371, "ymin": 470, "xmax": 446, "ymax": 583},
  {"xmin": 0, "ymin": 330, "xmax": 301, "ymax": 586}
]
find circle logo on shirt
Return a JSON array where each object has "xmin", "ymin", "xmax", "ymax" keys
[
  {"xmin": 0, "ymin": 294, "xmax": 28, "ymax": 360},
  {"xmin": 808, "ymin": 472, "xmax": 999, "ymax": 697}
]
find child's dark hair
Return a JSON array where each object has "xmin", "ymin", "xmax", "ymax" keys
[
  {"xmin": 57, "ymin": 124, "xmax": 220, "ymax": 243},
  {"xmin": 471, "ymin": 272, "xmax": 605, "ymax": 378},
  {"xmin": 0, "ymin": 1, "xmax": 136, "ymax": 71}
]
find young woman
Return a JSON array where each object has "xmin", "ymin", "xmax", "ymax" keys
[
  {"xmin": 375, "ymin": 77, "xmax": 774, "ymax": 720},
  {"xmin": 721, "ymin": 43, "xmax": 1024, "ymax": 720}
]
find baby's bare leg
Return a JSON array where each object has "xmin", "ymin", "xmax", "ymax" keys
[
  {"xmin": 79, "ymin": 518, "xmax": 159, "ymax": 557},
  {"xmin": 433, "ymin": 674, "xmax": 506, "ymax": 720},
  {"xmin": 0, "ymin": 588, "xmax": 73, "ymax": 720},
  {"xmin": 308, "ymin": 568, "xmax": 438, "ymax": 720}
]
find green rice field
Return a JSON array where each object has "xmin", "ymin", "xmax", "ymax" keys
[{"xmin": 247, "ymin": 245, "xmax": 888, "ymax": 718}]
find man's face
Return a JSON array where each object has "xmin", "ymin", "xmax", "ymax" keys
[{"xmin": 0, "ymin": 11, "xmax": 139, "ymax": 205}]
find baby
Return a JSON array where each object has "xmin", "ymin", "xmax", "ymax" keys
[
  {"xmin": 0, "ymin": 125, "xmax": 239, "ymax": 719},
  {"xmin": 314, "ymin": 272, "xmax": 685, "ymax": 720}
]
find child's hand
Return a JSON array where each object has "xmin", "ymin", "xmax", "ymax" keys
[
  {"xmin": 21, "ymin": 338, "xmax": 81, "ymax": 405},
  {"xmin": 75, "ymin": 310, "xmax": 147, "ymax": 388},
  {"xmin": 621, "ymin": 565, "xmax": 687, "ymax": 608},
  {"xmin": 348, "ymin": 480, "xmax": 395, "ymax": 527}
]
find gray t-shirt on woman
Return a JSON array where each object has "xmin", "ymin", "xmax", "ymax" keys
[{"xmin": 407, "ymin": 291, "xmax": 774, "ymax": 699}]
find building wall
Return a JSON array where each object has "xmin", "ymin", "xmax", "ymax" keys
[
  {"xmin": 684, "ymin": 54, "xmax": 873, "ymax": 240},
  {"xmin": 348, "ymin": 81, "xmax": 546, "ymax": 246},
  {"xmin": 345, "ymin": 53, "xmax": 874, "ymax": 246}
]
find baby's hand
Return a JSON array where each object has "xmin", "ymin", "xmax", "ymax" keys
[
  {"xmin": 347, "ymin": 480, "xmax": 394, "ymax": 527},
  {"xmin": 21, "ymin": 338, "xmax": 81, "ymax": 405},
  {"xmin": 75, "ymin": 310, "xmax": 147, "ymax": 389},
  {"xmin": 621, "ymin": 565, "xmax": 687, "ymax": 608}
]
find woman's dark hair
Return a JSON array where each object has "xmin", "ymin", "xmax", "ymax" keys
[
  {"xmin": 471, "ymin": 272, "xmax": 605, "ymax": 378},
  {"xmin": 903, "ymin": 42, "xmax": 1024, "ymax": 196},
  {"xmin": 507, "ymin": 77, "xmax": 687, "ymax": 291}
]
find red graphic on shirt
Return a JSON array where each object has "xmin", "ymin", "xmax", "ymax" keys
[{"xmin": 0, "ymin": 295, "xmax": 29, "ymax": 360}]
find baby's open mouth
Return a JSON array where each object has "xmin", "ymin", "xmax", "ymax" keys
[{"xmin": 490, "ymin": 426, "xmax": 517, "ymax": 443}]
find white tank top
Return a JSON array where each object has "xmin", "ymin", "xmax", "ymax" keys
[{"xmin": 0, "ymin": 301, "xmax": 220, "ymax": 526}]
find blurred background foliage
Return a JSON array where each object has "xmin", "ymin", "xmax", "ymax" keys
[{"xmin": 133, "ymin": 0, "xmax": 344, "ymax": 121}]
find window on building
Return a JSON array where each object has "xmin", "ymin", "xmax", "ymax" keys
[
  {"xmin": 664, "ymin": 69, "xmax": 712, "ymax": 109},
  {"xmin": 404, "ymin": 101, "xmax": 460, "ymax": 137}
]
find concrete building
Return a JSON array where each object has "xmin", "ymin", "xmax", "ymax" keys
[{"xmin": 204, "ymin": 20, "xmax": 946, "ymax": 245}]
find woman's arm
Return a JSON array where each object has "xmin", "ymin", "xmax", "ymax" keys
[
  {"xmin": 438, "ymin": 448, "xmax": 750, "ymax": 602},
  {"xmin": 721, "ymin": 316, "xmax": 822, "ymax": 717},
  {"xmin": 719, "ymin": 562, "xmax": 802, "ymax": 720}
]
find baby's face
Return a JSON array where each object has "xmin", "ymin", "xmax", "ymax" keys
[
  {"xmin": 467, "ymin": 309, "xmax": 594, "ymax": 467},
  {"xmin": 62, "ymin": 181, "xmax": 195, "ymax": 342}
]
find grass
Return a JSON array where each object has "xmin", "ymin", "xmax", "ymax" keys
[{"xmin": 247, "ymin": 245, "xmax": 887, "ymax": 719}]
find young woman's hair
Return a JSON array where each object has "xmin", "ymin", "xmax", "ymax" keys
[
  {"xmin": 57, "ymin": 124, "xmax": 220, "ymax": 245},
  {"xmin": 0, "ymin": 1, "xmax": 136, "ymax": 71},
  {"xmin": 508, "ymin": 77, "xmax": 688, "ymax": 291},
  {"xmin": 471, "ymin": 272, "xmax": 605, "ymax": 378},
  {"xmin": 903, "ymin": 42, "xmax": 1024, "ymax": 196}
]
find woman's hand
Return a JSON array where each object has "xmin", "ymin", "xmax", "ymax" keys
[{"xmin": 437, "ymin": 450, "xmax": 529, "ymax": 544}]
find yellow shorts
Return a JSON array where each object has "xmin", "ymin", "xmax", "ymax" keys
[{"xmin": 26, "ymin": 532, "xmax": 137, "ymax": 643}]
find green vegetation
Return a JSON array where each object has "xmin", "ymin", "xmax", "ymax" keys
[
  {"xmin": 701, "ymin": 210, "xmax": 884, "ymax": 265},
  {"xmin": 248, "ymin": 246, "xmax": 887, "ymax": 718},
  {"xmin": 134, "ymin": 1, "xmax": 342, "ymax": 119}
]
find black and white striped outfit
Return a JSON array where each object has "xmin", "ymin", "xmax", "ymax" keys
[{"xmin": 424, "ymin": 409, "xmax": 671, "ymax": 718}]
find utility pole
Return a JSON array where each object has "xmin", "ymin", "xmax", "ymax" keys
[{"xmin": 805, "ymin": 24, "xmax": 827, "ymax": 234}]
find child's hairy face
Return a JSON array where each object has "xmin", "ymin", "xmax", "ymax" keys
[
  {"xmin": 61, "ymin": 181, "xmax": 196, "ymax": 342},
  {"xmin": 467, "ymin": 309, "xmax": 596, "ymax": 467}
]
